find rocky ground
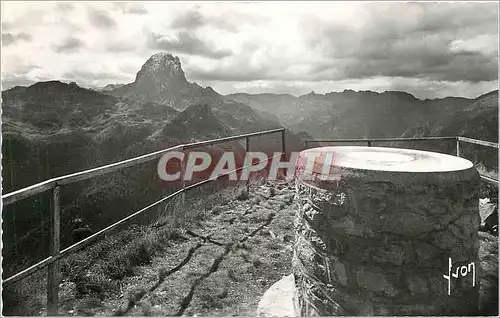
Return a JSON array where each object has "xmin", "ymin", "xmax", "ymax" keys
[
  {"xmin": 478, "ymin": 200, "xmax": 499, "ymax": 315},
  {"xmin": 6, "ymin": 181, "xmax": 498, "ymax": 316},
  {"xmin": 52, "ymin": 181, "xmax": 296, "ymax": 316}
]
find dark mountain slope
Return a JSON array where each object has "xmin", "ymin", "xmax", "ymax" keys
[
  {"xmin": 161, "ymin": 104, "xmax": 232, "ymax": 143},
  {"xmin": 2, "ymin": 81, "xmax": 179, "ymax": 190},
  {"xmin": 227, "ymin": 88, "xmax": 497, "ymax": 170},
  {"xmin": 226, "ymin": 90, "xmax": 475, "ymax": 139},
  {"xmin": 400, "ymin": 90, "xmax": 498, "ymax": 169}
]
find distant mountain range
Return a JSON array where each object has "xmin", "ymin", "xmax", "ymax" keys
[
  {"xmin": 227, "ymin": 88, "xmax": 498, "ymax": 169},
  {"xmin": 226, "ymin": 89, "xmax": 498, "ymax": 142}
]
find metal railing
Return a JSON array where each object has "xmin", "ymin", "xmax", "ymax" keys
[
  {"xmin": 304, "ymin": 136, "xmax": 499, "ymax": 185},
  {"xmin": 1, "ymin": 128, "xmax": 286, "ymax": 315},
  {"xmin": 3, "ymin": 131, "xmax": 497, "ymax": 314}
]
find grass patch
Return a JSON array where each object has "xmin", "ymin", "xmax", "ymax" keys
[
  {"xmin": 2, "ymin": 271, "xmax": 46, "ymax": 316},
  {"xmin": 104, "ymin": 225, "xmax": 185, "ymax": 280}
]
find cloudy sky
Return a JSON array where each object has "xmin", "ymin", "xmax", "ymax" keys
[{"xmin": 1, "ymin": 1, "xmax": 498, "ymax": 98}]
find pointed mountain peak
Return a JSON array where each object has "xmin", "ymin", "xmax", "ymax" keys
[
  {"xmin": 134, "ymin": 52, "xmax": 186, "ymax": 83},
  {"xmin": 147, "ymin": 52, "xmax": 181, "ymax": 66},
  {"xmin": 109, "ymin": 53, "xmax": 223, "ymax": 111}
]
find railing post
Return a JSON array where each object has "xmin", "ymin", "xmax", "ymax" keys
[
  {"xmin": 47, "ymin": 185, "xmax": 61, "ymax": 316},
  {"xmin": 282, "ymin": 130, "xmax": 288, "ymax": 182},
  {"xmin": 367, "ymin": 141, "xmax": 372, "ymax": 147},
  {"xmin": 281, "ymin": 130, "xmax": 286, "ymax": 161},
  {"xmin": 180, "ymin": 146, "xmax": 186, "ymax": 208},
  {"xmin": 246, "ymin": 137, "xmax": 250, "ymax": 193},
  {"xmin": 456, "ymin": 137, "xmax": 460, "ymax": 157}
]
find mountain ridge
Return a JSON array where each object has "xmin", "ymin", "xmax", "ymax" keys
[
  {"xmin": 226, "ymin": 88, "xmax": 496, "ymax": 101},
  {"xmin": 226, "ymin": 88, "xmax": 497, "ymax": 141}
]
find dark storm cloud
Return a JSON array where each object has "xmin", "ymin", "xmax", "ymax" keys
[
  {"xmin": 2, "ymin": 32, "xmax": 31, "ymax": 46},
  {"xmin": 176, "ymin": 3, "xmax": 497, "ymax": 84},
  {"xmin": 87, "ymin": 8, "xmax": 117, "ymax": 29},
  {"xmin": 339, "ymin": 52, "xmax": 498, "ymax": 83},
  {"xmin": 302, "ymin": 2, "xmax": 498, "ymax": 83},
  {"xmin": 53, "ymin": 37, "xmax": 85, "ymax": 53},
  {"xmin": 170, "ymin": 9, "xmax": 238, "ymax": 32},
  {"xmin": 148, "ymin": 31, "xmax": 232, "ymax": 59},
  {"xmin": 171, "ymin": 10, "xmax": 205, "ymax": 29},
  {"xmin": 400, "ymin": 2, "xmax": 496, "ymax": 34}
]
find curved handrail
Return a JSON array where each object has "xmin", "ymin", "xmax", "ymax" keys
[{"xmin": 2, "ymin": 128, "xmax": 286, "ymax": 290}]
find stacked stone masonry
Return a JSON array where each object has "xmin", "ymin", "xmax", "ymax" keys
[{"xmin": 293, "ymin": 168, "xmax": 481, "ymax": 316}]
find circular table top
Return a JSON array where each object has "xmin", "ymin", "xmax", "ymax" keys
[{"xmin": 297, "ymin": 146, "xmax": 474, "ymax": 173}]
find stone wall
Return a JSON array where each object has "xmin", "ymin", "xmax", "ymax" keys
[{"xmin": 293, "ymin": 167, "xmax": 481, "ymax": 316}]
